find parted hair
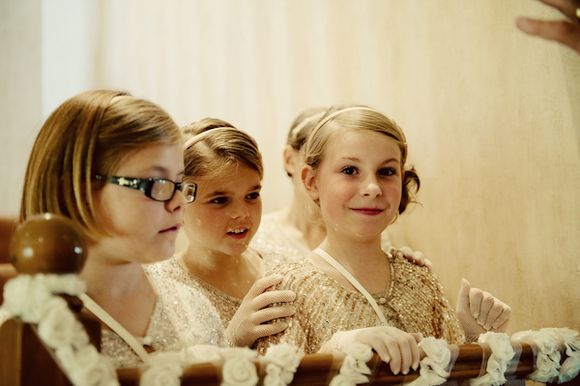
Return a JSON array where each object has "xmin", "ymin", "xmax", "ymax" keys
[
  {"xmin": 20, "ymin": 89, "xmax": 181, "ymax": 240},
  {"xmin": 303, "ymin": 104, "xmax": 420, "ymax": 214},
  {"xmin": 182, "ymin": 118, "xmax": 263, "ymax": 181}
]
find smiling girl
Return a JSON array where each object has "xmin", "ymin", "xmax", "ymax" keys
[{"xmin": 256, "ymin": 105, "xmax": 511, "ymax": 375}]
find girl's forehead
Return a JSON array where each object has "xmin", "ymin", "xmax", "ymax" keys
[
  {"xmin": 194, "ymin": 163, "xmax": 262, "ymax": 190},
  {"xmin": 325, "ymin": 129, "xmax": 400, "ymax": 156}
]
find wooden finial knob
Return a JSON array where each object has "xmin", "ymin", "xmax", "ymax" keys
[{"xmin": 9, "ymin": 213, "xmax": 87, "ymax": 274}]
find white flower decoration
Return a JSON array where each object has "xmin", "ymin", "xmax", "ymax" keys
[
  {"xmin": 406, "ymin": 337, "xmax": 450, "ymax": 386},
  {"xmin": 471, "ymin": 332, "xmax": 514, "ymax": 386},
  {"xmin": 261, "ymin": 343, "xmax": 303, "ymax": 386},
  {"xmin": 2, "ymin": 274, "xmax": 118, "ymax": 386},
  {"xmin": 221, "ymin": 356, "xmax": 258, "ymax": 386},
  {"xmin": 38, "ymin": 297, "xmax": 79, "ymax": 348},
  {"xmin": 328, "ymin": 342, "xmax": 373, "ymax": 386},
  {"xmin": 513, "ymin": 328, "xmax": 561, "ymax": 382},
  {"xmin": 140, "ymin": 362, "xmax": 182, "ymax": 386},
  {"xmin": 553, "ymin": 328, "xmax": 580, "ymax": 383}
]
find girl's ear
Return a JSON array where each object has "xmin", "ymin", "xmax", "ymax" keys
[
  {"xmin": 301, "ymin": 165, "xmax": 319, "ymax": 201},
  {"xmin": 282, "ymin": 145, "xmax": 298, "ymax": 177}
]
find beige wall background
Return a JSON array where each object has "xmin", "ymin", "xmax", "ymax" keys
[{"xmin": 2, "ymin": 0, "xmax": 578, "ymax": 332}]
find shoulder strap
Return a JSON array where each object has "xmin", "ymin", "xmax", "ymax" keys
[
  {"xmin": 79, "ymin": 293, "xmax": 150, "ymax": 363},
  {"xmin": 313, "ymin": 248, "xmax": 389, "ymax": 326}
]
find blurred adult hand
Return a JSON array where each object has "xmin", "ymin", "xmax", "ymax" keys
[{"xmin": 516, "ymin": 0, "xmax": 580, "ymax": 54}]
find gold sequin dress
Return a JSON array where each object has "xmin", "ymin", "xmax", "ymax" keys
[
  {"xmin": 255, "ymin": 249, "xmax": 465, "ymax": 354},
  {"xmin": 146, "ymin": 256, "xmax": 241, "ymax": 329},
  {"xmin": 100, "ymin": 267, "xmax": 224, "ymax": 368}
]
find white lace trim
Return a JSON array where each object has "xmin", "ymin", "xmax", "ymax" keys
[{"xmin": 470, "ymin": 332, "xmax": 515, "ymax": 386}]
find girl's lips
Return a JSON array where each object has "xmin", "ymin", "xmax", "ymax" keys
[
  {"xmin": 227, "ymin": 228, "xmax": 249, "ymax": 239},
  {"xmin": 159, "ymin": 224, "xmax": 181, "ymax": 233},
  {"xmin": 351, "ymin": 208, "xmax": 384, "ymax": 216}
]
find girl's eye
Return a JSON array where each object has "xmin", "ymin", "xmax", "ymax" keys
[
  {"xmin": 379, "ymin": 167, "xmax": 397, "ymax": 177},
  {"xmin": 246, "ymin": 191, "xmax": 260, "ymax": 200},
  {"xmin": 209, "ymin": 196, "xmax": 229, "ymax": 205},
  {"xmin": 341, "ymin": 166, "xmax": 358, "ymax": 176}
]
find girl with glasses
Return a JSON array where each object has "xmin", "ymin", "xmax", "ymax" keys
[{"xmin": 18, "ymin": 90, "xmax": 223, "ymax": 367}]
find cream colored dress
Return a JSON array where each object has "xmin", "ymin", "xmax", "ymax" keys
[
  {"xmin": 255, "ymin": 249, "xmax": 465, "ymax": 354},
  {"xmin": 99, "ymin": 267, "xmax": 224, "ymax": 368},
  {"xmin": 146, "ymin": 256, "xmax": 241, "ymax": 330}
]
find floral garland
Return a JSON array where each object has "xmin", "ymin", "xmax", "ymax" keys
[
  {"xmin": 1, "ymin": 274, "xmax": 119, "ymax": 386},
  {"xmin": 3, "ymin": 276, "xmax": 579, "ymax": 386},
  {"xmin": 406, "ymin": 337, "xmax": 451, "ymax": 386},
  {"xmin": 260, "ymin": 343, "xmax": 304, "ymax": 386},
  {"xmin": 329, "ymin": 343, "xmax": 374, "ymax": 386},
  {"xmin": 470, "ymin": 332, "xmax": 515, "ymax": 386},
  {"xmin": 512, "ymin": 327, "xmax": 580, "ymax": 383}
]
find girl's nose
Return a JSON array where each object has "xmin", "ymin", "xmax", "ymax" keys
[{"xmin": 361, "ymin": 175, "xmax": 382, "ymax": 198}]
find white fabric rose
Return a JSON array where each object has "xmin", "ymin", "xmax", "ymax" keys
[
  {"xmin": 406, "ymin": 337, "xmax": 450, "ymax": 386},
  {"xmin": 471, "ymin": 332, "xmax": 514, "ymax": 386},
  {"xmin": 328, "ymin": 342, "xmax": 373, "ymax": 385},
  {"xmin": 182, "ymin": 344, "xmax": 222, "ymax": 364},
  {"xmin": 338, "ymin": 356, "xmax": 371, "ymax": 383},
  {"xmin": 513, "ymin": 328, "xmax": 561, "ymax": 382},
  {"xmin": 552, "ymin": 328, "xmax": 580, "ymax": 383},
  {"xmin": 221, "ymin": 356, "xmax": 259, "ymax": 386},
  {"xmin": 3, "ymin": 275, "xmax": 51, "ymax": 322},
  {"xmin": 68, "ymin": 346, "xmax": 118, "ymax": 386},
  {"xmin": 38, "ymin": 297, "xmax": 79, "ymax": 348},
  {"xmin": 140, "ymin": 362, "xmax": 182, "ymax": 386},
  {"xmin": 263, "ymin": 343, "xmax": 302, "ymax": 369},
  {"xmin": 44, "ymin": 274, "xmax": 86, "ymax": 295},
  {"xmin": 342, "ymin": 343, "xmax": 373, "ymax": 363},
  {"xmin": 329, "ymin": 373, "xmax": 356, "ymax": 386},
  {"xmin": 261, "ymin": 343, "xmax": 303, "ymax": 386}
]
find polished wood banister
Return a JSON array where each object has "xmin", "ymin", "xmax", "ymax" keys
[{"xmin": 112, "ymin": 342, "xmax": 559, "ymax": 385}]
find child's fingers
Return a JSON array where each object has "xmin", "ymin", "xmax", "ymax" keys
[
  {"xmin": 492, "ymin": 305, "xmax": 512, "ymax": 331},
  {"xmin": 253, "ymin": 305, "xmax": 296, "ymax": 324},
  {"xmin": 251, "ymin": 321, "xmax": 288, "ymax": 339},
  {"xmin": 253, "ymin": 289, "xmax": 295, "ymax": 310},
  {"xmin": 475, "ymin": 291, "xmax": 495, "ymax": 326},
  {"xmin": 246, "ymin": 274, "xmax": 284, "ymax": 297}
]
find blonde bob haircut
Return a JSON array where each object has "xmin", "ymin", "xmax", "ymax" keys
[
  {"xmin": 20, "ymin": 89, "xmax": 182, "ymax": 241},
  {"xmin": 182, "ymin": 118, "xmax": 263, "ymax": 181},
  {"xmin": 303, "ymin": 104, "xmax": 420, "ymax": 214}
]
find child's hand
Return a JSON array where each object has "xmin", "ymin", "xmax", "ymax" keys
[
  {"xmin": 456, "ymin": 278, "xmax": 511, "ymax": 339},
  {"xmin": 321, "ymin": 326, "xmax": 422, "ymax": 375},
  {"xmin": 399, "ymin": 246, "xmax": 433, "ymax": 270},
  {"xmin": 226, "ymin": 274, "xmax": 296, "ymax": 347}
]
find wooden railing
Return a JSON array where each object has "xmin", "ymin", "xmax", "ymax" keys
[{"xmin": 1, "ymin": 214, "xmax": 577, "ymax": 385}]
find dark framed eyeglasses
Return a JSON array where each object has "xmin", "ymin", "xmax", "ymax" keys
[{"xmin": 94, "ymin": 175, "xmax": 196, "ymax": 203}]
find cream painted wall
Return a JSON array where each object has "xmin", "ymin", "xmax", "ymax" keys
[
  {"xmin": 1, "ymin": 0, "xmax": 578, "ymax": 332},
  {"xmin": 0, "ymin": 0, "xmax": 42, "ymax": 217}
]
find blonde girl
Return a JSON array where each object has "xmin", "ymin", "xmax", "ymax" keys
[
  {"xmin": 18, "ymin": 90, "xmax": 223, "ymax": 367},
  {"xmin": 256, "ymin": 105, "xmax": 511, "ymax": 375}
]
